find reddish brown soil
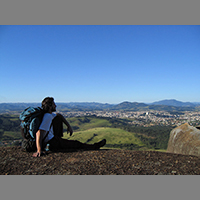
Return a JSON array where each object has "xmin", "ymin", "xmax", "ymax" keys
[{"xmin": 1, "ymin": 146, "xmax": 200, "ymax": 175}]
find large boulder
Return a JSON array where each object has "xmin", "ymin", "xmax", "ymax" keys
[{"xmin": 167, "ymin": 123, "xmax": 200, "ymax": 156}]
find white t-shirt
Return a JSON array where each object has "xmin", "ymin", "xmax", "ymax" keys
[{"xmin": 39, "ymin": 112, "xmax": 57, "ymax": 143}]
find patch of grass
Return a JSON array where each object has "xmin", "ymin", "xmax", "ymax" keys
[
  {"xmin": 80, "ymin": 118, "xmax": 112, "ymax": 130},
  {"xmin": 2, "ymin": 131, "xmax": 21, "ymax": 140},
  {"xmin": 10, "ymin": 117, "xmax": 19, "ymax": 121},
  {"xmin": 63, "ymin": 127, "xmax": 145, "ymax": 150},
  {"xmin": 66, "ymin": 116, "xmax": 112, "ymax": 131}
]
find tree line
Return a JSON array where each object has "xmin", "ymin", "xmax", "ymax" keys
[
  {"xmin": 0, "ymin": 115, "xmax": 20, "ymax": 137},
  {"xmin": 106, "ymin": 117, "xmax": 173, "ymax": 149}
]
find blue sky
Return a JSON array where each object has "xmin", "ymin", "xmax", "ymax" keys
[{"xmin": 0, "ymin": 25, "xmax": 200, "ymax": 104}]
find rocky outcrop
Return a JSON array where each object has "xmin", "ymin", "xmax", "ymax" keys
[
  {"xmin": 167, "ymin": 123, "xmax": 200, "ymax": 156},
  {"xmin": 1, "ymin": 146, "xmax": 200, "ymax": 175}
]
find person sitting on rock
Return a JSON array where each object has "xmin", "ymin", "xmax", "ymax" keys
[{"xmin": 33, "ymin": 97, "xmax": 106, "ymax": 157}]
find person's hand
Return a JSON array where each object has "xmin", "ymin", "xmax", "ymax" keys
[
  {"xmin": 67, "ymin": 126, "xmax": 73, "ymax": 136},
  {"xmin": 32, "ymin": 151, "xmax": 46, "ymax": 157}
]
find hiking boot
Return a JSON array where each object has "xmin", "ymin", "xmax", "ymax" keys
[{"xmin": 94, "ymin": 139, "xmax": 106, "ymax": 149}]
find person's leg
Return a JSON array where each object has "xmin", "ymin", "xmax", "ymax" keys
[
  {"xmin": 58, "ymin": 137, "xmax": 106, "ymax": 150},
  {"xmin": 52, "ymin": 115, "xmax": 63, "ymax": 137},
  {"xmin": 51, "ymin": 115, "xmax": 106, "ymax": 150},
  {"xmin": 48, "ymin": 137, "xmax": 60, "ymax": 151}
]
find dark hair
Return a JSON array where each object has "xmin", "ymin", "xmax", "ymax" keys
[{"xmin": 42, "ymin": 97, "xmax": 54, "ymax": 113}]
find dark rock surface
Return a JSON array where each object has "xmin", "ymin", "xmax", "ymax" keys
[
  {"xmin": 1, "ymin": 146, "xmax": 200, "ymax": 175},
  {"xmin": 167, "ymin": 123, "xmax": 200, "ymax": 156}
]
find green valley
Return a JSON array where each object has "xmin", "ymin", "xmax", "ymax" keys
[
  {"xmin": 63, "ymin": 127, "xmax": 147, "ymax": 150},
  {"xmin": 0, "ymin": 114, "xmax": 172, "ymax": 151}
]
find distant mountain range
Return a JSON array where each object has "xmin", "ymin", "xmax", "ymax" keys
[
  {"xmin": 150, "ymin": 99, "xmax": 199, "ymax": 107},
  {"xmin": 110, "ymin": 100, "xmax": 200, "ymax": 112},
  {"xmin": 0, "ymin": 99, "xmax": 200, "ymax": 113}
]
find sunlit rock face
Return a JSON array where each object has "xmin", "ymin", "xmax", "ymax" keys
[{"xmin": 167, "ymin": 123, "xmax": 200, "ymax": 157}]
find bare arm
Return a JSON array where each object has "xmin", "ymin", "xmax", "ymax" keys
[
  {"xmin": 32, "ymin": 129, "xmax": 46, "ymax": 157},
  {"xmin": 57, "ymin": 113, "xmax": 73, "ymax": 136}
]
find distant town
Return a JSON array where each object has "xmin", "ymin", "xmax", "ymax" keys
[
  {"xmin": 60, "ymin": 110, "xmax": 200, "ymax": 127},
  {"xmin": 1, "ymin": 109, "xmax": 200, "ymax": 128}
]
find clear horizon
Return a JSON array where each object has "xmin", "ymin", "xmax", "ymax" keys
[
  {"xmin": 1, "ymin": 25, "xmax": 200, "ymax": 104},
  {"xmin": 0, "ymin": 99, "xmax": 200, "ymax": 104}
]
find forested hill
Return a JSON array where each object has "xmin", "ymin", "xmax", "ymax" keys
[{"xmin": 0, "ymin": 103, "xmax": 41, "ymax": 112}]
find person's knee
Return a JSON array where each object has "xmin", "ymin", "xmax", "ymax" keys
[
  {"xmin": 53, "ymin": 114, "xmax": 62, "ymax": 124},
  {"xmin": 53, "ymin": 115, "xmax": 63, "ymax": 137}
]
